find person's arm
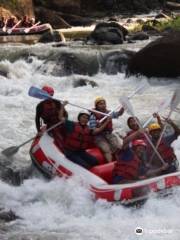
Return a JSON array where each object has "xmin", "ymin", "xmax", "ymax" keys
[
  {"xmin": 92, "ymin": 117, "xmax": 112, "ymax": 135},
  {"xmin": 58, "ymin": 100, "xmax": 68, "ymax": 121},
  {"xmin": 145, "ymin": 163, "xmax": 169, "ymax": 177},
  {"xmin": 111, "ymin": 107, "xmax": 124, "ymax": 118},
  {"xmin": 165, "ymin": 118, "xmax": 180, "ymax": 136},
  {"xmin": 153, "ymin": 112, "xmax": 163, "ymax": 128},
  {"xmin": 122, "ymin": 128, "xmax": 145, "ymax": 147}
]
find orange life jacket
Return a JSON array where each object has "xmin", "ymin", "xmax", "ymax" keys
[
  {"xmin": 93, "ymin": 110, "xmax": 113, "ymax": 132},
  {"xmin": 64, "ymin": 123, "xmax": 92, "ymax": 151}
]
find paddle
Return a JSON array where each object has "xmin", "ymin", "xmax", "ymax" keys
[
  {"xmin": 28, "ymin": 86, "xmax": 110, "ymax": 117},
  {"xmin": 2, "ymin": 19, "xmax": 7, "ymax": 32},
  {"xmin": 149, "ymin": 89, "xmax": 180, "ymax": 162},
  {"xmin": 7, "ymin": 20, "xmax": 21, "ymax": 34},
  {"xmin": 24, "ymin": 21, "xmax": 41, "ymax": 33},
  {"xmin": 1, "ymin": 121, "xmax": 63, "ymax": 157},
  {"xmin": 99, "ymin": 81, "xmax": 149, "ymax": 123},
  {"xmin": 119, "ymin": 96, "xmax": 166, "ymax": 165},
  {"xmin": 142, "ymin": 96, "xmax": 172, "ymax": 128}
]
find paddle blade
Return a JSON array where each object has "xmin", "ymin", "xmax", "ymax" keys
[
  {"xmin": 24, "ymin": 28, "xmax": 30, "ymax": 33},
  {"xmin": 28, "ymin": 86, "xmax": 51, "ymax": 100},
  {"xmin": 170, "ymin": 89, "xmax": 180, "ymax": 111},
  {"xmin": 135, "ymin": 80, "xmax": 149, "ymax": 95},
  {"xmin": 119, "ymin": 96, "xmax": 135, "ymax": 115},
  {"xmin": 7, "ymin": 29, "xmax": 12, "ymax": 34},
  {"xmin": 1, "ymin": 146, "xmax": 19, "ymax": 157}
]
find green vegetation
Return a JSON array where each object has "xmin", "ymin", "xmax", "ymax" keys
[
  {"xmin": 157, "ymin": 16, "xmax": 180, "ymax": 31},
  {"xmin": 0, "ymin": 0, "xmax": 18, "ymax": 8}
]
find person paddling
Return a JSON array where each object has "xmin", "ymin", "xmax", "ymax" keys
[
  {"xmin": 89, "ymin": 97, "xmax": 124, "ymax": 163},
  {"xmin": 60, "ymin": 102, "xmax": 112, "ymax": 169},
  {"xmin": 147, "ymin": 123, "xmax": 179, "ymax": 173},
  {"xmin": 113, "ymin": 139, "xmax": 168, "ymax": 184},
  {"xmin": 35, "ymin": 85, "xmax": 67, "ymax": 150}
]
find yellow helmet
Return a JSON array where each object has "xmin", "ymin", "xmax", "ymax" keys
[
  {"xmin": 148, "ymin": 123, "xmax": 161, "ymax": 131},
  {"xmin": 94, "ymin": 96, "xmax": 105, "ymax": 106}
]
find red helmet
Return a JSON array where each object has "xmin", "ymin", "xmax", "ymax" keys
[
  {"xmin": 42, "ymin": 85, "xmax": 54, "ymax": 96},
  {"xmin": 132, "ymin": 139, "xmax": 147, "ymax": 147}
]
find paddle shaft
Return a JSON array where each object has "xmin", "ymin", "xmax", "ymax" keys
[
  {"xmin": 149, "ymin": 89, "xmax": 180, "ymax": 162},
  {"xmin": 135, "ymin": 118, "xmax": 166, "ymax": 165},
  {"xmin": 121, "ymin": 96, "xmax": 166, "ymax": 165},
  {"xmin": 7, "ymin": 20, "xmax": 21, "ymax": 34},
  {"xmin": 99, "ymin": 83, "xmax": 147, "ymax": 123},
  {"xmin": 142, "ymin": 97, "xmax": 171, "ymax": 128},
  {"xmin": 24, "ymin": 21, "xmax": 41, "ymax": 33}
]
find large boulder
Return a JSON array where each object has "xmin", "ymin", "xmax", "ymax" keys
[
  {"xmin": 100, "ymin": 50, "xmax": 135, "ymax": 74},
  {"xmin": 128, "ymin": 31, "xmax": 180, "ymax": 78},
  {"xmin": 49, "ymin": 52, "xmax": 99, "ymax": 76},
  {"xmin": 38, "ymin": 29, "xmax": 65, "ymax": 43},
  {"xmin": 87, "ymin": 22, "xmax": 128, "ymax": 45},
  {"xmin": 35, "ymin": 7, "xmax": 71, "ymax": 28},
  {"xmin": 34, "ymin": 0, "xmax": 80, "ymax": 14}
]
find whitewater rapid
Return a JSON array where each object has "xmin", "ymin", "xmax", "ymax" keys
[{"xmin": 0, "ymin": 43, "xmax": 180, "ymax": 240}]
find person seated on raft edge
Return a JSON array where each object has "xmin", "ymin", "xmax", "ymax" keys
[
  {"xmin": 18, "ymin": 15, "xmax": 32, "ymax": 28},
  {"xmin": 6, "ymin": 16, "xmax": 17, "ymax": 28},
  {"xmin": 0, "ymin": 17, "xmax": 6, "ymax": 28},
  {"xmin": 35, "ymin": 85, "xmax": 68, "ymax": 151},
  {"xmin": 59, "ymin": 101, "xmax": 112, "ymax": 170},
  {"xmin": 89, "ymin": 96, "xmax": 124, "ymax": 163},
  {"xmin": 112, "ymin": 139, "xmax": 169, "ymax": 184},
  {"xmin": 147, "ymin": 122, "xmax": 180, "ymax": 174}
]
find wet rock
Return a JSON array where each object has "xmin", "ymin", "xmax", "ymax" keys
[
  {"xmin": 73, "ymin": 78, "xmax": 98, "ymax": 88},
  {"xmin": 1, "ymin": 165, "xmax": 35, "ymax": 186},
  {"xmin": 100, "ymin": 50, "xmax": 135, "ymax": 75},
  {"xmin": 51, "ymin": 52, "xmax": 99, "ymax": 76},
  {"xmin": 0, "ymin": 210, "xmax": 20, "ymax": 222},
  {"xmin": 128, "ymin": 30, "xmax": 180, "ymax": 78},
  {"xmin": 87, "ymin": 22, "xmax": 128, "ymax": 45},
  {"xmin": 35, "ymin": 0, "xmax": 81, "ymax": 14},
  {"xmin": 128, "ymin": 32, "xmax": 149, "ymax": 41},
  {"xmin": 166, "ymin": 1, "xmax": 180, "ymax": 10},
  {"xmin": 35, "ymin": 7, "xmax": 71, "ymax": 29},
  {"xmin": 38, "ymin": 29, "xmax": 65, "ymax": 43},
  {"xmin": 60, "ymin": 13, "xmax": 94, "ymax": 27},
  {"xmin": 142, "ymin": 24, "xmax": 158, "ymax": 32},
  {"xmin": 0, "ymin": 70, "xmax": 8, "ymax": 78}
]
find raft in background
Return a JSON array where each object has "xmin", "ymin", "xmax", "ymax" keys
[
  {"xmin": 30, "ymin": 132, "xmax": 180, "ymax": 205},
  {"xmin": 0, "ymin": 24, "xmax": 65, "ymax": 44}
]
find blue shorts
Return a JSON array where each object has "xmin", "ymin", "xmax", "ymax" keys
[{"xmin": 112, "ymin": 175, "xmax": 124, "ymax": 184}]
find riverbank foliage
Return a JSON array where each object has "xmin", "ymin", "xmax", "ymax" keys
[{"xmin": 157, "ymin": 16, "xmax": 180, "ymax": 31}]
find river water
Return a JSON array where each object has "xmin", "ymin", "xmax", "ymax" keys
[{"xmin": 0, "ymin": 39, "xmax": 180, "ymax": 240}]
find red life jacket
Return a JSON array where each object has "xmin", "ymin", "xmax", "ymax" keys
[
  {"xmin": 149, "ymin": 140, "xmax": 176, "ymax": 164},
  {"xmin": 126, "ymin": 130, "xmax": 147, "ymax": 141},
  {"xmin": 64, "ymin": 123, "xmax": 92, "ymax": 151},
  {"xmin": 41, "ymin": 100, "xmax": 59, "ymax": 126},
  {"xmin": 93, "ymin": 110, "xmax": 113, "ymax": 132},
  {"xmin": 114, "ymin": 150, "xmax": 140, "ymax": 180}
]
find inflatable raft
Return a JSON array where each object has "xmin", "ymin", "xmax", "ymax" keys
[
  {"xmin": 30, "ymin": 133, "xmax": 180, "ymax": 205},
  {"xmin": 0, "ymin": 24, "xmax": 52, "ymax": 44},
  {"xmin": 0, "ymin": 23, "xmax": 51, "ymax": 36}
]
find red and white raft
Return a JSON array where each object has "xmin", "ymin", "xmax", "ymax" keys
[
  {"xmin": 30, "ymin": 133, "xmax": 180, "ymax": 205},
  {"xmin": 0, "ymin": 23, "xmax": 51, "ymax": 36}
]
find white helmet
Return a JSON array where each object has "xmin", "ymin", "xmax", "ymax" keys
[{"xmin": 77, "ymin": 110, "xmax": 90, "ymax": 120}]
